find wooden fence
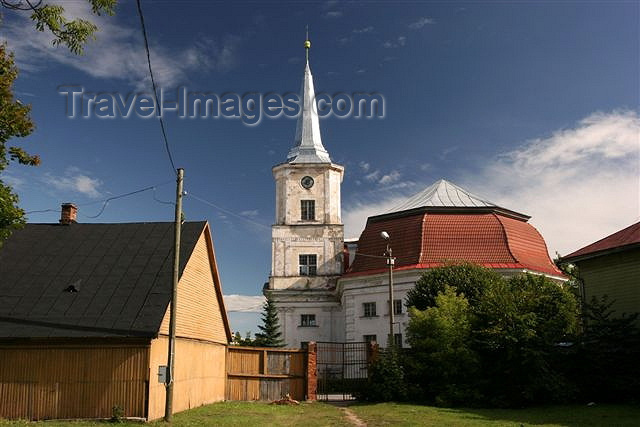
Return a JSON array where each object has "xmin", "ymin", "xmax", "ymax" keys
[{"xmin": 226, "ymin": 346, "xmax": 309, "ymax": 401}]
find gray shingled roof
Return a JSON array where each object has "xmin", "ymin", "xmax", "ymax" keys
[
  {"xmin": 0, "ymin": 222, "xmax": 205, "ymax": 339},
  {"xmin": 387, "ymin": 179, "xmax": 497, "ymax": 213}
]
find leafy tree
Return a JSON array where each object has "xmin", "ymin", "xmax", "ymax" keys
[
  {"xmin": 406, "ymin": 286, "xmax": 481, "ymax": 405},
  {"xmin": 473, "ymin": 274, "xmax": 578, "ymax": 405},
  {"xmin": 254, "ymin": 295, "xmax": 284, "ymax": 347},
  {"xmin": 0, "ymin": 1, "xmax": 116, "ymax": 244},
  {"xmin": 231, "ymin": 331, "xmax": 257, "ymax": 346},
  {"xmin": 405, "ymin": 265, "xmax": 579, "ymax": 406},
  {"xmin": 1, "ymin": 0, "xmax": 116, "ymax": 54},
  {"xmin": 0, "ymin": 44, "xmax": 39, "ymax": 244},
  {"xmin": 406, "ymin": 262, "xmax": 503, "ymax": 310}
]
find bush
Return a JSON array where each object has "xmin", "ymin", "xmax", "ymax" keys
[
  {"xmin": 405, "ymin": 266, "xmax": 580, "ymax": 407},
  {"xmin": 569, "ymin": 295, "xmax": 640, "ymax": 403},
  {"xmin": 357, "ymin": 346, "xmax": 407, "ymax": 402},
  {"xmin": 405, "ymin": 286, "xmax": 481, "ymax": 405}
]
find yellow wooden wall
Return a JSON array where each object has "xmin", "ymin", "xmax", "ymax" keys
[
  {"xmin": 0, "ymin": 342, "xmax": 148, "ymax": 420},
  {"xmin": 147, "ymin": 336, "xmax": 226, "ymax": 420},
  {"xmin": 159, "ymin": 229, "xmax": 229, "ymax": 344},
  {"xmin": 148, "ymin": 227, "xmax": 229, "ymax": 420},
  {"xmin": 579, "ymin": 248, "xmax": 640, "ymax": 318}
]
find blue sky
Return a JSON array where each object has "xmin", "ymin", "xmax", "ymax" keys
[{"xmin": 2, "ymin": 1, "xmax": 639, "ymax": 334}]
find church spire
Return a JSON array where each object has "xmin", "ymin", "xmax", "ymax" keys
[{"xmin": 286, "ymin": 32, "xmax": 331, "ymax": 164}]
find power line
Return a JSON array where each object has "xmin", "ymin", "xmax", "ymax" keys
[
  {"xmin": 135, "ymin": 0, "xmax": 177, "ymax": 175},
  {"xmin": 84, "ymin": 185, "xmax": 159, "ymax": 219},
  {"xmin": 186, "ymin": 192, "xmax": 270, "ymax": 230},
  {"xmin": 25, "ymin": 180, "xmax": 174, "ymax": 217}
]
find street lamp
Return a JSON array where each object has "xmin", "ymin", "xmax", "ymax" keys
[{"xmin": 381, "ymin": 231, "xmax": 395, "ymax": 347}]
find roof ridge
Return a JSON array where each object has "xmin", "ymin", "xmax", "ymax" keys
[{"xmin": 493, "ymin": 213, "xmax": 518, "ymax": 264}]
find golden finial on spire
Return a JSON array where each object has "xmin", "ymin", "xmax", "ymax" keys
[{"xmin": 304, "ymin": 25, "xmax": 311, "ymax": 63}]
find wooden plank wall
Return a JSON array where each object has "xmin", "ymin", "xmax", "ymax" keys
[
  {"xmin": 147, "ymin": 336, "xmax": 226, "ymax": 421},
  {"xmin": 0, "ymin": 342, "xmax": 148, "ymax": 420},
  {"xmin": 226, "ymin": 347, "xmax": 307, "ymax": 401}
]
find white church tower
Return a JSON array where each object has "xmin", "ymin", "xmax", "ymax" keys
[{"xmin": 266, "ymin": 37, "xmax": 345, "ymax": 347}]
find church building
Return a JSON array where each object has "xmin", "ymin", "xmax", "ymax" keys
[{"xmin": 265, "ymin": 39, "xmax": 565, "ymax": 348}]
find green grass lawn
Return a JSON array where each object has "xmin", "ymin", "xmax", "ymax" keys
[
  {"xmin": 0, "ymin": 402, "xmax": 349, "ymax": 427},
  {"xmin": 1, "ymin": 401, "xmax": 639, "ymax": 426},
  {"xmin": 347, "ymin": 402, "xmax": 640, "ymax": 427}
]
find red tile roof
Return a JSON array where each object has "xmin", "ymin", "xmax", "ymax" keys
[
  {"xmin": 346, "ymin": 212, "xmax": 563, "ymax": 277},
  {"xmin": 563, "ymin": 221, "xmax": 640, "ymax": 261}
]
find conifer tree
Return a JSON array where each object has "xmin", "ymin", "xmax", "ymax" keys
[{"xmin": 254, "ymin": 296, "xmax": 284, "ymax": 347}]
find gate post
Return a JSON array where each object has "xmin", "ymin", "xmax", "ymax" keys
[
  {"xmin": 367, "ymin": 341, "xmax": 379, "ymax": 365},
  {"xmin": 306, "ymin": 341, "xmax": 317, "ymax": 401}
]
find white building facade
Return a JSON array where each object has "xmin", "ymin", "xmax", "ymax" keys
[{"xmin": 266, "ymin": 41, "xmax": 566, "ymax": 348}]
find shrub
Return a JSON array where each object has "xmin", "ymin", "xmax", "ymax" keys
[
  {"xmin": 569, "ymin": 295, "xmax": 640, "ymax": 403},
  {"xmin": 405, "ymin": 266, "xmax": 580, "ymax": 407},
  {"xmin": 406, "ymin": 286, "xmax": 481, "ymax": 405},
  {"xmin": 357, "ymin": 346, "xmax": 407, "ymax": 402}
]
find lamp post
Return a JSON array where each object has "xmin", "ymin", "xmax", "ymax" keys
[{"xmin": 381, "ymin": 231, "xmax": 395, "ymax": 347}]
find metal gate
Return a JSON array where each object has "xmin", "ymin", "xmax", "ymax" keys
[{"xmin": 316, "ymin": 342, "xmax": 370, "ymax": 401}]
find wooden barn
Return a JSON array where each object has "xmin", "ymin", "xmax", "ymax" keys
[{"xmin": 0, "ymin": 206, "xmax": 231, "ymax": 420}]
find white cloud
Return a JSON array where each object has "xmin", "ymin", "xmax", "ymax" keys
[
  {"xmin": 379, "ymin": 170, "xmax": 401, "ymax": 185},
  {"xmin": 240, "ymin": 210, "xmax": 259, "ymax": 217},
  {"xmin": 343, "ymin": 195, "xmax": 407, "ymax": 239},
  {"xmin": 224, "ymin": 294, "xmax": 265, "ymax": 312},
  {"xmin": 364, "ymin": 170, "xmax": 380, "ymax": 182},
  {"xmin": 473, "ymin": 110, "xmax": 640, "ymax": 256},
  {"xmin": 2, "ymin": 2, "xmax": 242, "ymax": 88},
  {"xmin": 324, "ymin": 11, "xmax": 343, "ymax": 18},
  {"xmin": 382, "ymin": 36, "xmax": 407, "ymax": 49},
  {"xmin": 44, "ymin": 167, "xmax": 102, "ymax": 198},
  {"xmin": 409, "ymin": 17, "xmax": 436, "ymax": 29},
  {"xmin": 359, "ymin": 161, "xmax": 370, "ymax": 172},
  {"xmin": 342, "ymin": 110, "xmax": 640, "ymax": 256},
  {"xmin": 353, "ymin": 26, "xmax": 374, "ymax": 34}
]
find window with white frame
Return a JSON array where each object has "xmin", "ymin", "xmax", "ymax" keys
[
  {"xmin": 299, "ymin": 254, "xmax": 317, "ymax": 276},
  {"xmin": 363, "ymin": 302, "xmax": 377, "ymax": 317},
  {"xmin": 300, "ymin": 314, "xmax": 316, "ymax": 327},
  {"xmin": 394, "ymin": 299, "xmax": 403, "ymax": 315},
  {"xmin": 301, "ymin": 200, "xmax": 315, "ymax": 221}
]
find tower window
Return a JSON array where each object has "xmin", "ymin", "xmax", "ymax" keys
[
  {"xmin": 301, "ymin": 200, "xmax": 315, "ymax": 221},
  {"xmin": 299, "ymin": 254, "xmax": 317, "ymax": 276}
]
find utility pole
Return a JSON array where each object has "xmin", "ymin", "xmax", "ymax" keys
[
  {"xmin": 165, "ymin": 168, "xmax": 183, "ymax": 422},
  {"xmin": 387, "ymin": 245, "xmax": 395, "ymax": 344},
  {"xmin": 381, "ymin": 231, "xmax": 395, "ymax": 346}
]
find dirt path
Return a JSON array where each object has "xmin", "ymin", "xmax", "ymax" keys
[{"xmin": 339, "ymin": 407, "xmax": 367, "ymax": 427}]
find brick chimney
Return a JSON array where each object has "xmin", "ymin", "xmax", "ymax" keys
[{"xmin": 60, "ymin": 203, "xmax": 78, "ymax": 225}]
